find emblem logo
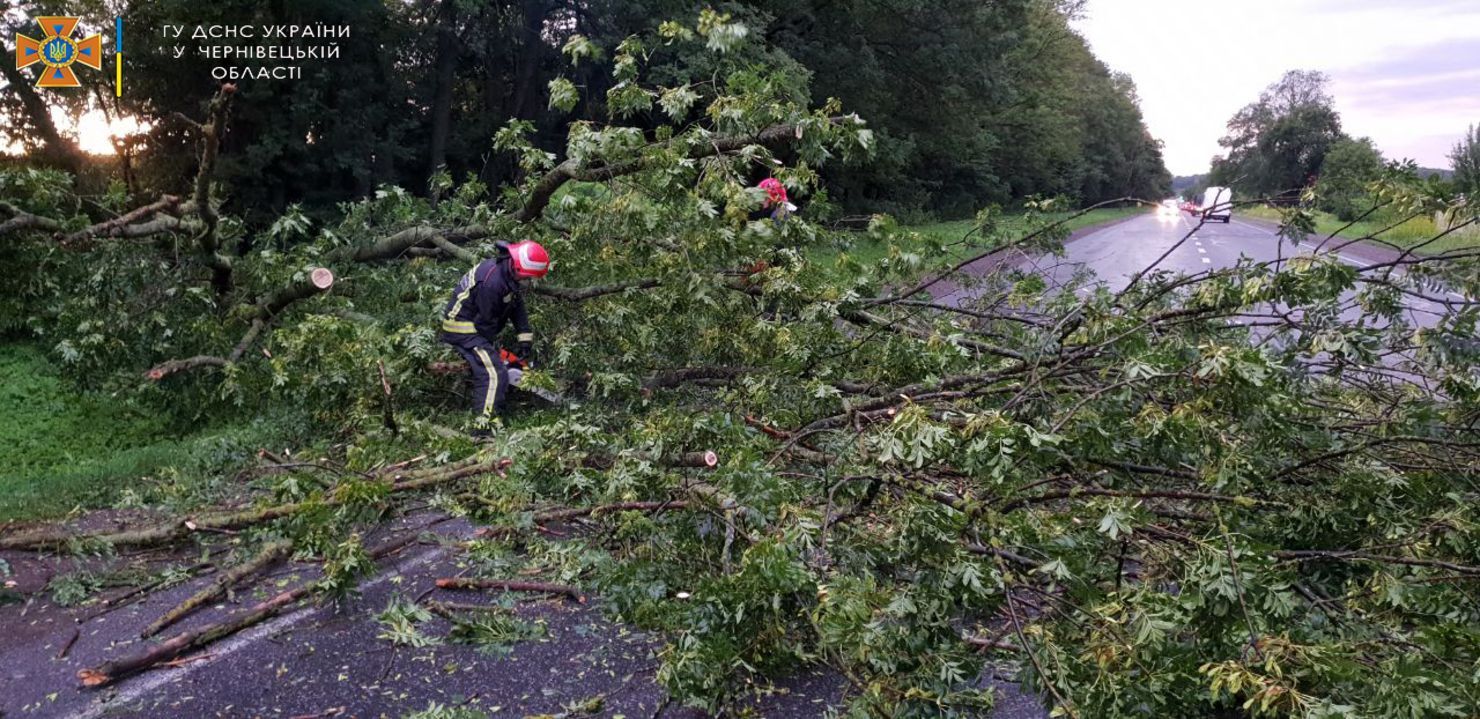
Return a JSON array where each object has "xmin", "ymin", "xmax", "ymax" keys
[{"xmin": 14, "ymin": 16, "xmax": 103, "ymax": 89}]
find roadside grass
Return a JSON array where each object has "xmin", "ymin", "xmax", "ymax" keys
[
  {"xmin": 0, "ymin": 344, "xmax": 294, "ymax": 523},
  {"xmin": 1240, "ymin": 205, "xmax": 1478, "ymax": 254},
  {"xmin": 822, "ymin": 206, "xmax": 1147, "ymax": 269}
]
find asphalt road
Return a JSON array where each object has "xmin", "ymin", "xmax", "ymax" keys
[
  {"xmin": 1022, "ymin": 210, "xmax": 1463, "ymax": 329},
  {"xmin": 0, "ymin": 514, "xmax": 842, "ymax": 719},
  {"xmin": 1, "ymin": 513, "xmax": 1046, "ymax": 719}
]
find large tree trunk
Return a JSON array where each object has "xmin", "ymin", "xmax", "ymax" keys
[
  {"xmin": 427, "ymin": 0, "xmax": 460, "ymax": 180},
  {"xmin": 508, "ymin": 0, "xmax": 553, "ymax": 121},
  {"xmin": 479, "ymin": 26, "xmax": 514, "ymax": 188},
  {"xmin": 0, "ymin": 54, "xmax": 85, "ymax": 176}
]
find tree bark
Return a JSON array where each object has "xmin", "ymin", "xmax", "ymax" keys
[
  {"xmin": 0, "ymin": 51, "xmax": 85, "ymax": 176},
  {"xmin": 508, "ymin": 0, "xmax": 554, "ymax": 121},
  {"xmin": 0, "ymin": 201, "xmax": 64, "ymax": 238},
  {"xmin": 1, "ymin": 456, "xmax": 508, "ymax": 550},
  {"xmin": 191, "ymin": 91, "xmax": 235, "ymax": 295},
  {"xmin": 642, "ymin": 367, "xmax": 760, "ymax": 391},
  {"xmin": 427, "ymin": 0, "xmax": 460, "ymax": 180},
  {"xmin": 434, "ymin": 577, "xmax": 584, "ymax": 602},
  {"xmin": 78, "ymin": 531, "xmax": 424, "ymax": 688},
  {"xmin": 65, "ymin": 196, "xmax": 183, "ymax": 244},
  {"xmin": 141, "ymin": 539, "xmax": 294, "ymax": 638}
]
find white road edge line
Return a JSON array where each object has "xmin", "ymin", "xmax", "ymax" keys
[{"xmin": 73, "ymin": 544, "xmax": 451, "ymax": 719}]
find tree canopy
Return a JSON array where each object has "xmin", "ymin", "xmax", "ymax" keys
[
  {"xmin": 2, "ymin": 6, "xmax": 1478, "ymax": 719},
  {"xmin": 2, "ymin": 0, "xmax": 1167, "ymax": 219},
  {"xmin": 1210, "ymin": 70, "xmax": 1346, "ymax": 200},
  {"xmin": 1452, "ymin": 124, "xmax": 1480, "ymax": 197},
  {"xmin": 1314, "ymin": 136, "xmax": 1384, "ymax": 221}
]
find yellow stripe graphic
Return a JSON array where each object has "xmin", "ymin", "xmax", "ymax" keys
[
  {"xmin": 444, "ymin": 267, "xmax": 478, "ymax": 323},
  {"xmin": 472, "ymin": 347, "xmax": 499, "ymax": 417}
]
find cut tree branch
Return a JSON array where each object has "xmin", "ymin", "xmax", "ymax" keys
[
  {"xmin": 434, "ymin": 577, "xmax": 585, "ymax": 601},
  {"xmin": 140, "ymin": 539, "xmax": 294, "ymax": 638},
  {"xmin": 642, "ymin": 366, "xmax": 761, "ymax": 391},
  {"xmin": 513, "ymin": 121, "xmax": 839, "ymax": 223},
  {"xmin": 1, "ymin": 456, "xmax": 508, "ymax": 550},
  {"xmin": 533, "ymin": 278, "xmax": 661, "ymax": 301},
  {"xmin": 77, "ymin": 531, "xmax": 424, "ymax": 688},
  {"xmin": 65, "ymin": 195, "xmax": 184, "ymax": 244},
  {"xmin": 0, "ymin": 200, "xmax": 64, "ymax": 238}
]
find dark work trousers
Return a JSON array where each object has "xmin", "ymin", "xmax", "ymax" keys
[{"xmin": 442, "ymin": 332, "xmax": 509, "ymax": 425}]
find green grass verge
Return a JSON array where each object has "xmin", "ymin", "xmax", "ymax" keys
[
  {"xmin": 1240, "ymin": 206, "xmax": 1478, "ymax": 255},
  {"xmin": 833, "ymin": 206, "xmax": 1147, "ymax": 269},
  {"xmin": 0, "ymin": 344, "xmax": 290, "ymax": 522}
]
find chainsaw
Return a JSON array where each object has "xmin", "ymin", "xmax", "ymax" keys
[{"xmin": 499, "ymin": 347, "xmax": 564, "ymax": 405}]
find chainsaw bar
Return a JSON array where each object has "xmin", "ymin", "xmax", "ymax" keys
[{"xmin": 507, "ymin": 367, "xmax": 564, "ymax": 405}]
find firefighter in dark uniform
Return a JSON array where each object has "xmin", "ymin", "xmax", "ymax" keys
[{"xmin": 440, "ymin": 240, "xmax": 550, "ymax": 436}]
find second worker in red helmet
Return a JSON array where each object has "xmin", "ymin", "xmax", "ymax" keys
[{"xmin": 440, "ymin": 240, "xmax": 550, "ymax": 436}]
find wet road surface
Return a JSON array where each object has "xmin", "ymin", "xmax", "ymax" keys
[
  {"xmin": 1, "ymin": 514, "xmax": 1047, "ymax": 719},
  {"xmin": 1021, "ymin": 211, "xmax": 1463, "ymax": 327}
]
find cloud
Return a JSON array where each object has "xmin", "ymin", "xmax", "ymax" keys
[
  {"xmin": 1332, "ymin": 37, "xmax": 1480, "ymax": 165},
  {"xmin": 1074, "ymin": 1, "xmax": 1480, "ymax": 173},
  {"xmin": 1339, "ymin": 37, "xmax": 1480, "ymax": 84}
]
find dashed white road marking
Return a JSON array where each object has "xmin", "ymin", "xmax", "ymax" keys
[
  {"xmin": 1197, "ymin": 247, "xmax": 1206, "ymax": 254},
  {"xmin": 1201, "ymin": 257, "xmax": 1212, "ymax": 264}
]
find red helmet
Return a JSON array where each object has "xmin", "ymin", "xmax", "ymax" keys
[
  {"xmin": 759, "ymin": 178, "xmax": 787, "ymax": 208},
  {"xmin": 509, "ymin": 240, "xmax": 550, "ymax": 279}
]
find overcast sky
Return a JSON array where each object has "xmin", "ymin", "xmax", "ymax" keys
[{"xmin": 1072, "ymin": 0, "xmax": 1480, "ymax": 175}]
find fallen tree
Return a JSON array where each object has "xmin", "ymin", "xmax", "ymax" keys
[{"xmin": 2, "ymin": 13, "xmax": 1479, "ymax": 718}]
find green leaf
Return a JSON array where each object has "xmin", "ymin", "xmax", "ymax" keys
[{"xmin": 548, "ymin": 77, "xmax": 579, "ymax": 113}]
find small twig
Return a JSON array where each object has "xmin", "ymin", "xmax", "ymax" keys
[
  {"xmin": 160, "ymin": 652, "xmax": 216, "ymax": 668},
  {"xmin": 57, "ymin": 627, "xmax": 80, "ymax": 659},
  {"xmin": 422, "ymin": 600, "xmax": 510, "ymax": 615},
  {"xmin": 434, "ymin": 577, "xmax": 585, "ymax": 602},
  {"xmin": 995, "ymin": 556, "xmax": 1079, "ymax": 719},
  {"xmin": 1219, "ymin": 517, "xmax": 1266, "ymax": 663}
]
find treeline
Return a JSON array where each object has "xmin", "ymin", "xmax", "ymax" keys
[
  {"xmin": 2, "ymin": 0, "xmax": 1169, "ymax": 221},
  {"xmin": 1201, "ymin": 69, "xmax": 1476, "ymax": 222}
]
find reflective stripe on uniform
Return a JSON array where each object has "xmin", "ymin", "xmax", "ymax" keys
[
  {"xmin": 442, "ymin": 319, "xmax": 478, "ymax": 334},
  {"xmin": 516, "ymin": 332, "xmax": 534, "ymax": 343},
  {"xmin": 472, "ymin": 346, "xmax": 499, "ymax": 417},
  {"xmin": 443, "ymin": 266, "xmax": 479, "ymax": 324}
]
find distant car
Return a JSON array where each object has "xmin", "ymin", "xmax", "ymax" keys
[
  {"xmin": 1201, "ymin": 186, "xmax": 1233, "ymax": 223},
  {"xmin": 1157, "ymin": 199, "xmax": 1178, "ymax": 217},
  {"xmin": 1181, "ymin": 201, "xmax": 1199, "ymax": 214}
]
